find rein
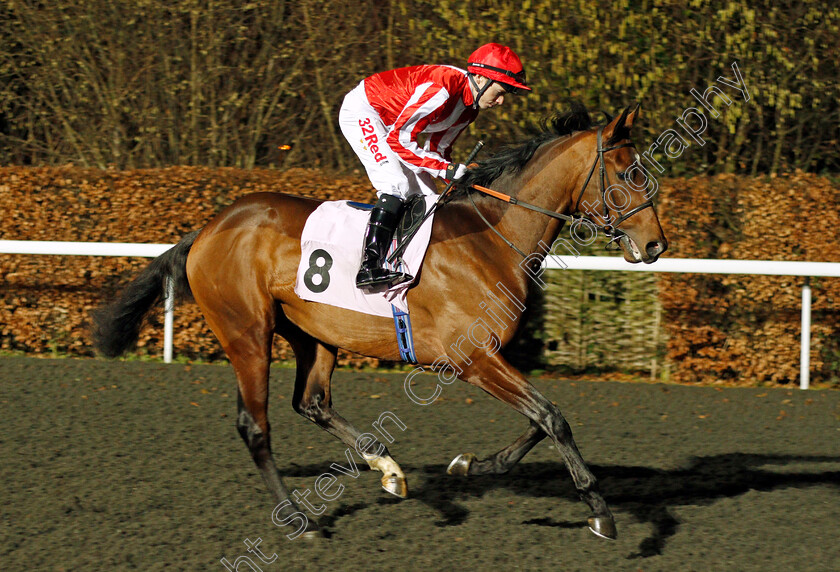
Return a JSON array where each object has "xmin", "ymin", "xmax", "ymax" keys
[{"xmin": 466, "ymin": 126, "xmax": 655, "ymax": 259}]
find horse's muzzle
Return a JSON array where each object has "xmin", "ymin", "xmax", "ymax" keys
[{"xmin": 620, "ymin": 235, "xmax": 668, "ymax": 264}]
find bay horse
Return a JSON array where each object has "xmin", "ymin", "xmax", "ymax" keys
[{"xmin": 92, "ymin": 103, "xmax": 667, "ymax": 541}]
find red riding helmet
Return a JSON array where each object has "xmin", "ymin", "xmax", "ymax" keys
[{"xmin": 467, "ymin": 43, "xmax": 531, "ymax": 94}]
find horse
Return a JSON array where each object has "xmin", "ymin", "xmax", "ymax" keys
[{"xmin": 92, "ymin": 103, "xmax": 667, "ymax": 541}]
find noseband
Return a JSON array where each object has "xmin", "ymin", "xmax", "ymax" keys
[{"xmin": 467, "ymin": 126, "xmax": 656, "ymax": 258}]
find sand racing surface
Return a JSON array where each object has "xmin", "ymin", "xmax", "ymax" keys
[{"xmin": 1, "ymin": 357, "xmax": 838, "ymax": 571}]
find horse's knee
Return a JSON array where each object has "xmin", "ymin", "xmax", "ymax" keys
[
  {"xmin": 538, "ymin": 407, "xmax": 574, "ymax": 445},
  {"xmin": 293, "ymin": 391, "xmax": 331, "ymax": 424},
  {"xmin": 552, "ymin": 416, "xmax": 573, "ymax": 442}
]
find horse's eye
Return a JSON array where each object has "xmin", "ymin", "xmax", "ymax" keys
[{"xmin": 616, "ymin": 171, "xmax": 627, "ymax": 181}]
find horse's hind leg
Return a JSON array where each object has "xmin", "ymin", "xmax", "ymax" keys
[
  {"xmin": 224, "ymin": 325, "xmax": 322, "ymax": 540},
  {"xmin": 447, "ymin": 421, "xmax": 546, "ymax": 476},
  {"xmin": 192, "ymin": 287, "xmax": 321, "ymax": 540},
  {"xmin": 279, "ymin": 321, "xmax": 408, "ymax": 498}
]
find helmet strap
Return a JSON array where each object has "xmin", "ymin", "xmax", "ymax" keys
[{"xmin": 468, "ymin": 73, "xmax": 493, "ymax": 109}]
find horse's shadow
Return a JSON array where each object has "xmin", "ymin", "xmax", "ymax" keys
[
  {"xmin": 410, "ymin": 453, "xmax": 840, "ymax": 558},
  {"xmin": 288, "ymin": 453, "xmax": 840, "ymax": 558}
]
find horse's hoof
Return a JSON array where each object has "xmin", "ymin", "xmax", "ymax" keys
[
  {"xmin": 299, "ymin": 530, "xmax": 324, "ymax": 541},
  {"xmin": 588, "ymin": 516, "xmax": 617, "ymax": 540},
  {"xmin": 381, "ymin": 474, "xmax": 408, "ymax": 499},
  {"xmin": 446, "ymin": 453, "xmax": 476, "ymax": 476}
]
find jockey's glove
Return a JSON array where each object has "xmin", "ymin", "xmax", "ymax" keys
[{"xmin": 445, "ymin": 163, "xmax": 469, "ymax": 181}]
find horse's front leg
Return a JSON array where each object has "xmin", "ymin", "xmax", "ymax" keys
[
  {"xmin": 456, "ymin": 353, "xmax": 616, "ymax": 540},
  {"xmin": 447, "ymin": 420, "xmax": 546, "ymax": 476},
  {"xmin": 282, "ymin": 323, "xmax": 408, "ymax": 499}
]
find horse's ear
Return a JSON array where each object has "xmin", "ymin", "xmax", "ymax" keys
[
  {"xmin": 604, "ymin": 102, "xmax": 640, "ymax": 143},
  {"xmin": 623, "ymin": 102, "xmax": 640, "ymax": 129}
]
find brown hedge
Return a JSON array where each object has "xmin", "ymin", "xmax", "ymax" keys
[
  {"xmin": 0, "ymin": 166, "xmax": 379, "ymax": 367},
  {"xmin": 657, "ymin": 172, "xmax": 840, "ymax": 387},
  {"xmin": 1, "ymin": 167, "xmax": 839, "ymax": 386}
]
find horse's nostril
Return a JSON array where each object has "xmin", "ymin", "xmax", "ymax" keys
[{"xmin": 646, "ymin": 241, "xmax": 666, "ymax": 258}]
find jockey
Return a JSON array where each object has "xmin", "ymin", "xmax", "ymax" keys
[{"xmin": 339, "ymin": 42, "xmax": 531, "ymax": 289}]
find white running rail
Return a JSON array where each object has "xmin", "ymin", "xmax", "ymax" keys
[
  {"xmin": 545, "ymin": 255, "xmax": 840, "ymax": 389},
  {"xmin": 2, "ymin": 240, "xmax": 839, "ymax": 388},
  {"xmin": 0, "ymin": 240, "xmax": 174, "ymax": 361}
]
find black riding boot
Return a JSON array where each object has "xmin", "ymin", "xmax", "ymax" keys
[{"xmin": 356, "ymin": 194, "xmax": 413, "ymax": 289}]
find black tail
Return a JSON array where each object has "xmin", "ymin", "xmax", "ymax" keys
[{"xmin": 91, "ymin": 230, "xmax": 199, "ymax": 357}]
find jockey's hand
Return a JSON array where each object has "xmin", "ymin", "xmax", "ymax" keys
[{"xmin": 445, "ymin": 163, "xmax": 468, "ymax": 181}]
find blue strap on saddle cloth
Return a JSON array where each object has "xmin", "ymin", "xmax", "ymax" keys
[
  {"xmin": 385, "ymin": 235, "xmax": 417, "ymax": 363},
  {"xmin": 391, "ymin": 305, "xmax": 418, "ymax": 364}
]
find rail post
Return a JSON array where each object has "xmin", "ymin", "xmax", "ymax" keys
[
  {"xmin": 800, "ymin": 277, "xmax": 811, "ymax": 390},
  {"xmin": 163, "ymin": 277, "xmax": 174, "ymax": 364}
]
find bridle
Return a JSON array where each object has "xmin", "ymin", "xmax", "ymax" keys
[{"xmin": 466, "ymin": 126, "xmax": 656, "ymax": 258}]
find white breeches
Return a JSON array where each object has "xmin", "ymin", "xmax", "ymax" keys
[{"xmin": 338, "ymin": 82, "xmax": 437, "ymax": 200}]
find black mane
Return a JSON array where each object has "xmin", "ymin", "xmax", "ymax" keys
[{"xmin": 454, "ymin": 102, "xmax": 612, "ymax": 196}]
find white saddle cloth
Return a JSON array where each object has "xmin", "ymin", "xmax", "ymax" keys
[{"xmin": 294, "ymin": 196, "xmax": 437, "ymax": 317}]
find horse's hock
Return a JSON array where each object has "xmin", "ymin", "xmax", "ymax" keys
[{"xmin": 540, "ymin": 262, "xmax": 664, "ymax": 377}]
